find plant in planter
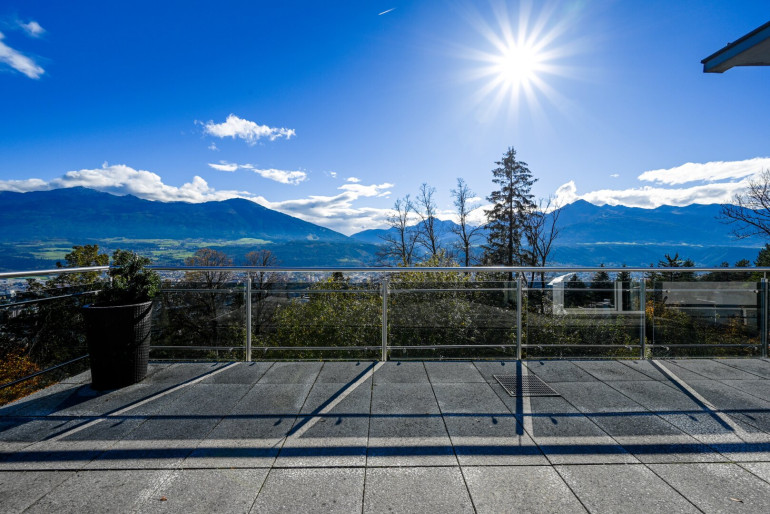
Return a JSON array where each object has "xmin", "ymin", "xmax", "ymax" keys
[{"xmin": 83, "ymin": 250, "xmax": 161, "ymax": 390}]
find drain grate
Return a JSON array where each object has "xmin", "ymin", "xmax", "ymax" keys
[{"xmin": 494, "ymin": 374, "xmax": 559, "ymax": 397}]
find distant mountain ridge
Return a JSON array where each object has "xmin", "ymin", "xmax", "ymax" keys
[
  {"xmin": 0, "ymin": 188, "xmax": 765, "ymax": 269},
  {"xmin": 0, "ymin": 187, "xmax": 347, "ymax": 242}
]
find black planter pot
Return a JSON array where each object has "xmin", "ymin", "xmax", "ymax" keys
[{"xmin": 82, "ymin": 301, "xmax": 153, "ymax": 390}]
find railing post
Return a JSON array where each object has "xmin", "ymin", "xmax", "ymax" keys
[
  {"xmin": 640, "ymin": 278, "xmax": 646, "ymax": 359},
  {"xmin": 762, "ymin": 278, "xmax": 768, "ymax": 359},
  {"xmin": 516, "ymin": 276, "xmax": 522, "ymax": 360},
  {"xmin": 381, "ymin": 275, "xmax": 389, "ymax": 362},
  {"xmin": 245, "ymin": 277, "xmax": 252, "ymax": 362}
]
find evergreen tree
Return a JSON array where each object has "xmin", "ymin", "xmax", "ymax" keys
[
  {"xmin": 590, "ymin": 264, "xmax": 612, "ymax": 305},
  {"xmin": 483, "ymin": 147, "xmax": 536, "ymax": 268},
  {"xmin": 756, "ymin": 244, "xmax": 770, "ymax": 268}
]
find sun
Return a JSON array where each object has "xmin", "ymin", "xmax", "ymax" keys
[
  {"xmin": 494, "ymin": 42, "xmax": 544, "ymax": 91},
  {"xmin": 460, "ymin": 1, "xmax": 579, "ymax": 121}
]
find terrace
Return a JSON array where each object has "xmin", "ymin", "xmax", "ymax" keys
[{"xmin": 2, "ymin": 266, "xmax": 770, "ymax": 512}]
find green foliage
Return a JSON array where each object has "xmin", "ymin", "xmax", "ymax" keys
[{"xmin": 98, "ymin": 250, "xmax": 160, "ymax": 306}]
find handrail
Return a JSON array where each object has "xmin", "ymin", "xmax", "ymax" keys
[{"xmin": 3, "ymin": 265, "xmax": 770, "ymax": 278}]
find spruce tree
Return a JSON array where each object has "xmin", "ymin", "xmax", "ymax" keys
[{"xmin": 483, "ymin": 147, "xmax": 536, "ymax": 268}]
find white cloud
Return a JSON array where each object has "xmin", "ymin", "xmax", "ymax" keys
[
  {"xmin": 555, "ymin": 158, "xmax": 770, "ymax": 210},
  {"xmin": 329, "ymin": 171, "xmax": 337, "ymax": 178},
  {"xmin": 346, "ymin": 176, "xmax": 361, "ymax": 183},
  {"xmin": 208, "ymin": 142, "xmax": 219, "ymax": 151},
  {"xmin": 19, "ymin": 21, "xmax": 45, "ymax": 37},
  {"xmin": 610, "ymin": 173, "xmax": 619, "ymax": 178},
  {"xmin": 259, "ymin": 182, "xmax": 395, "ymax": 234},
  {"xmin": 0, "ymin": 32, "xmax": 44, "ymax": 79},
  {"xmin": 0, "ymin": 163, "xmax": 396, "ymax": 233},
  {"xmin": 637, "ymin": 157, "xmax": 770, "ymax": 185},
  {"xmin": 0, "ymin": 163, "xmax": 252, "ymax": 203},
  {"xmin": 236, "ymin": 164, "xmax": 307, "ymax": 185},
  {"xmin": 208, "ymin": 162, "xmax": 238, "ymax": 172},
  {"xmin": 201, "ymin": 114, "xmax": 295, "ymax": 145}
]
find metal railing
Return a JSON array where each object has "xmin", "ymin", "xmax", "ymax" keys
[{"xmin": 2, "ymin": 265, "xmax": 769, "ymax": 392}]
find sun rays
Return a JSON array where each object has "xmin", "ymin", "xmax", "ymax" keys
[{"xmin": 460, "ymin": 1, "xmax": 581, "ymax": 123}]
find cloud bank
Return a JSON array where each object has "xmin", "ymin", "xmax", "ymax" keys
[
  {"xmin": 0, "ymin": 163, "xmax": 391, "ymax": 234},
  {"xmin": 0, "ymin": 32, "xmax": 44, "ymax": 79},
  {"xmin": 555, "ymin": 158, "xmax": 770, "ymax": 209},
  {"xmin": 201, "ymin": 114, "xmax": 295, "ymax": 144}
]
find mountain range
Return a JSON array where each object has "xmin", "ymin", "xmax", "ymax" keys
[{"xmin": 0, "ymin": 188, "xmax": 765, "ymax": 270}]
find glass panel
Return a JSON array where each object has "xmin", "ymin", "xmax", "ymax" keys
[
  {"xmin": 525, "ymin": 274, "xmax": 642, "ymax": 359},
  {"xmin": 152, "ymin": 270, "xmax": 246, "ymax": 361},
  {"xmin": 649, "ymin": 280, "xmax": 760, "ymax": 357},
  {"xmin": 387, "ymin": 272, "xmax": 516, "ymax": 359},
  {"xmin": 0, "ymin": 275, "xmax": 100, "ymax": 404},
  {"xmin": 257, "ymin": 272, "xmax": 380, "ymax": 360}
]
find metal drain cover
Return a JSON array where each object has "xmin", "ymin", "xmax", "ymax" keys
[{"xmin": 494, "ymin": 374, "xmax": 559, "ymax": 397}]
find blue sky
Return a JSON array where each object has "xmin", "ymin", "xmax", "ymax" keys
[{"xmin": 1, "ymin": 1, "xmax": 769, "ymax": 234}]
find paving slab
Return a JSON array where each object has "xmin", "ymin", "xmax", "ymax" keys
[
  {"xmin": 275, "ymin": 381, "xmax": 371, "ymax": 467},
  {"xmin": 89, "ymin": 439, "xmax": 199, "ymax": 470},
  {"xmin": 0, "ymin": 382, "xmax": 85, "ymax": 417},
  {"xmin": 740, "ymin": 461, "xmax": 770, "ymax": 483},
  {"xmin": 200, "ymin": 361, "xmax": 273, "ymax": 384},
  {"xmin": 472, "ymin": 360, "xmax": 521, "ymax": 383},
  {"xmin": 463, "ymin": 465, "xmax": 586, "ymax": 514},
  {"xmin": 650, "ymin": 463, "xmax": 770, "ymax": 513},
  {"xmin": 363, "ymin": 467, "xmax": 474, "ymax": 514},
  {"xmin": 24, "ymin": 469, "xmax": 170, "ymax": 513},
  {"xmin": 524, "ymin": 397, "xmax": 637, "ymax": 464},
  {"xmin": 257, "ymin": 361, "xmax": 323, "ymax": 384},
  {"xmin": 143, "ymin": 363, "xmax": 229, "ymax": 384},
  {"xmin": 371, "ymin": 382, "xmax": 440, "ymax": 415},
  {"xmin": 573, "ymin": 360, "xmax": 654, "ymax": 381},
  {"xmin": 525, "ymin": 360, "xmax": 599, "ymax": 383},
  {"xmin": 184, "ymin": 383, "xmax": 313, "ymax": 468},
  {"xmin": 556, "ymin": 464, "xmax": 699, "ymax": 514},
  {"xmin": 0, "ymin": 470, "xmax": 74, "ymax": 513},
  {"xmin": 670, "ymin": 359, "xmax": 761, "ymax": 380},
  {"xmin": 368, "ymin": 412, "xmax": 455, "ymax": 466},
  {"xmin": 619, "ymin": 360, "xmax": 674, "ymax": 381},
  {"xmin": 315, "ymin": 361, "xmax": 376, "ymax": 383},
  {"xmin": 553, "ymin": 381, "xmax": 649, "ymax": 414},
  {"xmin": 718, "ymin": 358, "xmax": 770, "ymax": 378},
  {"xmin": 654, "ymin": 360, "xmax": 714, "ymax": 382},
  {"xmin": 251, "ymin": 467, "xmax": 364, "ymax": 514},
  {"xmin": 49, "ymin": 382, "xmax": 176, "ymax": 417},
  {"xmin": 372, "ymin": 361, "xmax": 428, "ymax": 384},
  {"xmin": 721, "ymin": 379, "xmax": 770, "ymax": 401},
  {"xmin": 684, "ymin": 379, "xmax": 770, "ymax": 433},
  {"xmin": 0, "ymin": 437, "xmax": 122, "ymax": 471},
  {"xmin": 137, "ymin": 468, "xmax": 268, "ymax": 513},
  {"xmin": 425, "ymin": 361, "xmax": 486, "ymax": 383}
]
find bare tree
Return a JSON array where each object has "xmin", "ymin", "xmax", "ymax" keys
[
  {"xmin": 721, "ymin": 170, "xmax": 770, "ymax": 239},
  {"xmin": 245, "ymin": 249, "xmax": 283, "ymax": 336},
  {"xmin": 415, "ymin": 182, "xmax": 442, "ymax": 259},
  {"xmin": 524, "ymin": 198, "xmax": 562, "ymax": 311},
  {"xmin": 450, "ymin": 178, "xmax": 483, "ymax": 267},
  {"xmin": 379, "ymin": 195, "xmax": 419, "ymax": 266}
]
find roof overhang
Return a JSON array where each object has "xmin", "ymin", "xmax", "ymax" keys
[{"xmin": 702, "ymin": 21, "xmax": 770, "ymax": 73}]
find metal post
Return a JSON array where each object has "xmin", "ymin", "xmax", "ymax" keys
[
  {"xmin": 381, "ymin": 276, "xmax": 389, "ymax": 362},
  {"xmin": 516, "ymin": 276, "xmax": 522, "ymax": 360},
  {"xmin": 640, "ymin": 279, "xmax": 646, "ymax": 359},
  {"xmin": 762, "ymin": 278, "xmax": 768, "ymax": 359},
  {"xmin": 245, "ymin": 277, "xmax": 252, "ymax": 362}
]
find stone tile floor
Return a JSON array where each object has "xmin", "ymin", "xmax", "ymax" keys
[{"xmin": 1, "ymin": 359, "xmax": 770, "ymax": 513}]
